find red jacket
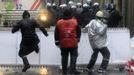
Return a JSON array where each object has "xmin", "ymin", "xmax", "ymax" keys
[{"xmin": 56, "ymin": 18, "xmax": 78, "ymax": 48}]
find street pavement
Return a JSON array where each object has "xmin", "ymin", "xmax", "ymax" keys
[{"xmin": 0, "ymin": 65, "xmax": 131, "ymax": 75}]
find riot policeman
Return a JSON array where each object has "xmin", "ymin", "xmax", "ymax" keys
[{"xmin": 107, "ymin": 4, "xmax": 122, "ymax": 27}]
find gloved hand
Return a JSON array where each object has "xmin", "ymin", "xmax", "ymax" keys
[
  {"xmin": 45, "ymin": 33, "xmax": 48, "ymax": 37},
  {"xmin": 55, "ymin": 41, "xmax": 59, "ymax": 45},
  {"xmin": 35, "ymin": 46, "xmax": 39, "ymax": 53},
  {"xmin": 35, "ymin": 49, "xmax": 39, "ymax": 53}
]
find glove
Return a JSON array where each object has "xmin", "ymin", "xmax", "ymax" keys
[
  {"xmin": 55, "ymin": 41, "xmax": 59, "ymax": 45},
  {"xmin": 45, "ymin": 33, "xmax": 48, "ymax": 37},
  {"xmin": 35, "ymin": 46, "xmax": 39, "ymax": 53},
  {"xmin": 35, "ymin": 49, "xmax": 39, "ymax": 54}
]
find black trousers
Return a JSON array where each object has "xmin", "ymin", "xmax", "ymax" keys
[
  {"xmin": 87, "ymin": 47, "xmax": 110, "ymax": 70},
  {"xmin": 60, "ymin": 47, "xmax": 78, "ymax": 73}
]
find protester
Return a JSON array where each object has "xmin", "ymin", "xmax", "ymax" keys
[
  {"xmin": 12, "ymin": 10, "xmax": 48, "ymax": 72},
  {"xmin": 84, "ymin": 11, "xmax": 110, "ymax": 73},
  {"xmin": 54, "ymin": 8, "xmax": 81, "ymax": 75}
]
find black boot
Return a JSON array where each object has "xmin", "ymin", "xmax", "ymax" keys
[
  {"xmin": 22, "ymin": 57, "xmax": 30, "ymax": 72},
  {"xmin": 86, "ymin": 58, "xmax": 97, "ymax": 73},
  {"xmin": 69, "ymin": 56, "xmax": 80, "ymax": 75},
  {"xmin": 69, "ymin": 69, "xmax": 80, "ymax": 75}
]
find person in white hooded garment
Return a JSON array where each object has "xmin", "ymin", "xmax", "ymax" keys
[{"xmin": 84, "ymin": 11, "xmax": 110, "ymax": 73}]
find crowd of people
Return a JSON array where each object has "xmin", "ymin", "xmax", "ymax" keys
[
  {"xmin": 45, "ymin": 0, "xmax": 122, "ymax": 28},
  {"xmin": 11, "ymin": 0, "xmax": 122, "ymax": 75}
]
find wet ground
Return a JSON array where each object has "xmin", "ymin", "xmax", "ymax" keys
[{"xmin": 0, "ymin": 65, "xmax": 132, "ymax": 75}]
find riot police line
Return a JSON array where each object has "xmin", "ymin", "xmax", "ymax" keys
[{"xmin": 45, "ymin": 0, "xmax": 122, "ymax": 28}]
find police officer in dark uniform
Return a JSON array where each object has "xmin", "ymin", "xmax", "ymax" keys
[
  {"xmin": 81, "ymin": 3, "xmax": 93, "ymax": 28},
  {"xmin": 75, "ymin": 3, "xmax": 83, "ymax": 28},
  {"xmin": 12, "ymin": 10, "xmax": 48, "ymax": 72},
  {"xmin": 107, "ymin": 4, "xmax": 122, "ymax": 27}
]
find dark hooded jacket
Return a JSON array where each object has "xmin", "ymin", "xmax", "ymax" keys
[{"xmin": 12, "ymin": 10, "xmax": 48, "ymax": 54}]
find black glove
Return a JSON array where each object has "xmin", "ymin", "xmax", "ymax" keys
[
  {"xmin": 35, "ymin": 46, "xmax": 39, "ymax": 53},
  {"xmin": 45, "ymin": 33, "xmax": 48, "ymax": 37},
  {"xmin": 35, "ymin": 49, "xmax": 39, "ymax": 54},
  {"xmin": 55, "ymin": 41, "xmax": 59, "ymax": 45}
]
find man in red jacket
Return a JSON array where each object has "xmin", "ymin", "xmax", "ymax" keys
[{"xmin": 54, "ymin": 7, "xmax": 81, "ymax": 75}]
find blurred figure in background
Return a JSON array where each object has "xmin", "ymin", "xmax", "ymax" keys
[
  {"xmin": 54, "ymin": 8, "xmax": 81, "ymax": 75},
  {"xmin": 58, "ymin": 4, "xmax": 67, "ymax": 19},
  {"xmin": 107, "ymin": 4, "xmax": 122, "ymax": 27},
  {"xmin": 70, "ymin": 5, "xmax": 77, "ymax": 18},
  {"xmin": 12, "ymin": 10, "xmax": 48, "ymax": 72},
  {"xmin": 46, "ymin": 2, "xmax": 55, "ymax": 27},
  {"xmin": 75, "ymin": 2, "xmax": 83, "ymax": 27},
  {"xmin": 81, "ymin": 3, "xmax": 93, "ymax": 28},
  {"xmin": 86, "ymin": 0, "xmax": 93, "ymax": 7},
  {"xmin": 68, "ymin": 1, "xmax": 74, "ymax": 8},
  {"xmin": 92, "ymin": 2, "xmax": 100, "ymax": 19},
  {"xmin": 50, "ymin": 3, "xmax": 59, "ymax": 26}
]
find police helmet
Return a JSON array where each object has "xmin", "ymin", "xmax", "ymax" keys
[
  {"xmin": 76, "ymin": 3, "xmax": 82, "ymax": 6},
  {"xmin": 71, "ymin": 5, "xmax": 76, "ymax": 9},
  {"xmin": 93, "ymin": 2, "xmax": 99, "ymax": 6},
  {"xmin": 59, "ymin": 4, "xmax": 67, "ymax": 8},
  {"xmin": 47, "ymin": 3, "xmax": 51, "ymax": 7},
  {"xmin": 52, "ymin": 3, "xmax": 56, "ymax": 6},
  {"xmin": 83, "ymin": 3, "xmax": 89, "ymax": 7},
  {"xmin": 68, "ymin": 1, "xmax": 74, "ymax": 5}
]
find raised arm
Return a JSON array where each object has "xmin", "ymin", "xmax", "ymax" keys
[
  {"xmin": 12, "ymin": 21, "xmax": 21, "ymax": 33},
  {"xmin": 34, "ymin": 19, "xmax": 48, "ymax": 37},
  {"xmin": 38, "ymin": 26, "xmax": 48, "ymax": 37}
]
